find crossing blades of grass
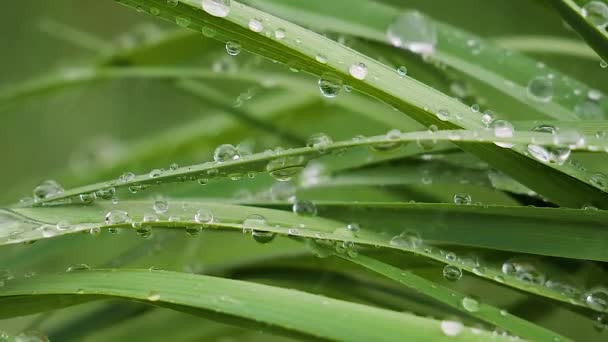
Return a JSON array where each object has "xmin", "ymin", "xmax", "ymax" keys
[
  {"xmin": 2, "ymin": 201, "xmax": 603, "ymax": 312},
  {"xmin": 0, "ymin": 269, "xmax": 504, "ymax": 341},
  {"xmin": 112, "ymin": 0, "xmax": 608, "ymax": 209}
]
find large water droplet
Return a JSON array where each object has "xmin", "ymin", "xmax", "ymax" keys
[
  {"xmin": 292, "ymin": 200, "xmax": 317, "ymax": 216},
  {"xmin": 225, "ymin": 41, "xmax": 242, "ymax": 56},
  {"xmin": 202, "ymin": 0, "xmax": 231, "ymax": 18},
  {"xmin": 582, "ymin": 1, "xmax": 608, "ymax": 26},
  {"xmin": 443, "ymin": 265, "xmax": 462, "ymax": 281},
  {"xmin": 502, "ymin": 258, "xmax": 545, "ymax": 285},
  {"xmin": 585, "ymin": 287, "xmax": 608, "ymax": 311},
  {"xmin": 33, "ymin": 180, "xmax": 64, "ymax": 201},
  {"xmin": 527, "ymin": 125, "xmax": 571, "ymax": 165},
  {"xmin": 248, "ymin": 18, "xmax": 264, "ymax": 32},
  {"xmin": 590, "ymin": 172, "xmax": 608, "ymax": 190},
  {"xmin": 387, "ymin": 11, "xmax": 437, "ymax": 55},
  {"xmin": 440, "ymin": 320, "xmax": 463, "ymax": 336},
  {"xmin": 318, "ymin": 72, "xmax": 343, "ymax": 98},
  {"xmin": 492, "ymin": 120, "xmax": 515, "ymax": 148},
  {"xmin": 453, "ymin": 193, "xmax": 472, "ymax": 205},
  {"xmin": 266, "ymin": 156, "xmax": 306, "ymax": 181},
  {"xmin": 194, "ymin": 209, "xmax": 214, "ymax": 225},
  {"xmin": 527, "ymin": 76, "xmax": 553, "ymax": 102},
  {"xmin": 349, "ymin": 62, "xmax": 368, "ymax": 80},
  {"xmin": 370, "ymin": 129, "xmax": 404, "ymax": 152},
  {"xmin": 214, "ymin": 144, "xmax": 240, "ymax": 162},
  {"xmin": 105, "ymin": 210, "xmax": 129, "ymax": 225},
  {"xmin": 461, "ymin": 297, "xmax": 480, "ymax": 312}
]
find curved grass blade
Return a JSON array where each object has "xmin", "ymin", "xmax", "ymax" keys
[
  {"xmin": 112, "ymin": 0, "xmax": 608, "ymax": 209},
  {"xmin": 493, "ymin": 35, "xmax": 598, "ymax": 60},
  {"xmin": 337, "ymin": 253, "xmax": 569, "ymax": 342},
  {"xmin": 548, "ymin": 0, "xmax": 608, "ymax": 61},
  {"xmin": 0, "ymin": 269, "xmax": 504, "ymax": 341},
  {"xmin": 2, "ymin": 200, "xmax": 603, "ymax": 312}
]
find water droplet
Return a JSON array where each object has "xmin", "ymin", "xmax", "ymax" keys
[
  {"xmin": 582, "ymin": 1, "xmax": 608, "ymax": 26},
  {"xmin": 436, "ymin": 109, "xmax": 450, "ymax": 122},
  {"xmin": 442, "ymin": 265, "xmax": 462, "ymax": 281},
  {"xmin": 292, "ymin": 200, "xmax": 317, "ymax": 216},
  {"xmin": 527, "ymin": 125, "xmax": 571, "ymax": 165},
  {"xmin": 470, "ymin": 104, "xmax": 480, "ymax": 113},
  {"xmin": 590, "ymin": 172, "xmax": 608, "ymax": 190},
  {"xmin": 79, "ymin": 192, "xmax": 96, "ymax": 204},
  {"xmin": 346, "ymin": 222, "xmax": 360, "ymax": 233},
  {"xmin": 96, "ymin": 187, "xmax": 116, "ymax": 200},
  {"xmin": 492, "ymin": 120, "xmax": 515, "ymax": 148},
  {"xmin": 225, "ymin": 41, "xmax": 242, "ymax": 56},
  {"xmin": 202, "ymin": 0, "xmax": 231, "ymax": 18},
  {"xmin": 349, "ymin": 62, "xmax": 368, "ymax": 80},
  {"xmin": 194, "ymin": 209, "xmax": 214, "ymax": 225},
  {"xmin": 527, "ymin": 76, "xmax": 553, "ymax": 102},
  {"xmin": 387, "ymin": 11, "xmax": 437, "ymax": 55},
  {"xmin": 175, "ymin": 16, "xmax": 190, "ymax": 28},
  {"xmin": 307, "ymin": 133, "xmax": 333, "ymax": 152},
  {"xmin": 169, "ymin": 163, "xmax": 179, "ymax": 171},
  {"xmin": 66, "ymin": 264, "xmax": 90, "ymax": 272},
  {"xmin": 167, "ymin": 0, "xmax": 178, "ymax": 7},
  {"xmin": 585, "ymin": 287, "xmax": 608, "ymax": 311},
  {"xmin": 371, "ymin": 129, "xmax": 404, "ymax": 152},
  {"xmin": 441, "ymin": 320, "xmax": 463, "ymax": 337},
  {"xmin": 248, "ymin": 18, "xmax": 264, "ymax": 32},
  {"xmin": 315, "ymin": 54, "xmax": 328, "ymax": 64},
  {"xmin": 397, "ymin": 66, "xmax": 408, "ymax": 76},
  {"xmin": 214, "ymin": 144, "xmax": 240, "ymax": 162},
  {"xmin": 105, "ymin": 210, "xmax": 129, "ymax": 225},
  {"xmin": 453, "ymin": 193, "xmax": 472, "ymax": 205},
  {"xmin": 389, "ymin": 229, "xmax": 422, "ymax": 249},
  {"xmin": 266, "ymin": 156, "xmax": 305, "ymax": 181},
  {"xmin": 33, "ymin": 180, "xmax": 64, "ymax": 201},
  {"xmin": 147, "ymin": 290, "xmax": 161, "ymax": 301},
  {"xmin": 56, "ymin": 220, "xmax": 70, "ymax": 231},
  {"xmin": 481, "ymin": 110, "xmax": 494, "ymax": 127},
  {"xmin": 274, "ymin": 28, "xmax": 286, "ymax": 39},
  {"xmin": 153, "ymin": 199, "xmax": 169, "ymax": 214},
  {"xmin": 594, "ymin": 313, "xmax": 608, "ymax": 332},
  {"xmin": 119, "ymin": 172, "xmax": 135, "ymax": 183},
  {"xmin": 462, "ymin": 297, "xmax": 480, "ymax": 312},
  {"xmin": 149, "ymin": 169, "xmax": 163, "ymax": 178},
  {"xmin": 318, "ymin": 72, "xmax": 343, "ymax": 98},
  {"xmin": 89, "ymin": 227, "xmax": 101, "ymax": 236},
  {"xmin": 502, "ymin": 258, "xmax": 545, "ymax": 285}
]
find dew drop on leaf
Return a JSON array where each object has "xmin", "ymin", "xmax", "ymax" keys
[
  {"xmin": 318, "ymin": 72, "xmax": 343, "ymax": 98},
  {"xmin": 387, "ymin": 11, "xmax": 437, "ymax": 55},
  {"xmin": 202, "ymin": 0, "xmax": 231, "ymax": 18},
  {"xmin": 442, "ymin": 265, "xmax": 462, "ymax": 281}
]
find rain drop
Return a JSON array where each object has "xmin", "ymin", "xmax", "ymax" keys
[
  {"xmin": 397, "ymin": 66, "xmax": 408, "ymax": 76},
  {"xmin": 491, "ymin": 120, "xmax": 515, "ymax": 148},
  {"xmin": 105, "ymin": 210, "xmax": 129, "ymax": 225},
  {"xmin": 33, "ymin": 180, "xmax": 64, "ymax": 201},
  {"xmin": 442, "ymin": 265, "xmax": 462, "ymax": 281},
  {"xmin": 292, "ymin": 200, "xmax": 317, "ymax": 216},
  {"xmin": 349, "ymin": 62, "xmax": 368, "ymax": 80},
  {"xmin": 461, "ymin": 297, "xmax": 480, "ymax": 312},
  {"xmin": 585, "ymin": 287, "xmax": 608, "ymax": 311},
  {"xmin": 202, "ymin": 0, "xmax": 231, "ymax": 18},
  {"xmin": 527, "ymin": 76, "xmax": 553, "ymax": 102},
  {"xmin": 214, "ymin": 144, "xmax": 240, "ymax": 162},
  {"xmin": 441, "ymin": 320, "xmax": 463, "ymax": 337},
  {"xmin": 387, "ymin": 11, "xmax": 437, "ymax": 55},
  {"xmin": 318, "ymin": 72, "xmax": 343, "ymax": 98},
  {"xmin": 581, "ymin": 1, "xmax": 608, "ymax": 26},
  {"xmin": 248, "ymin": 18, "xmax": 264, "ymax": 32},
  {"xmin": 225, "ymin": 41, "xmax": 242, "ymax": 56},
  {"xmin": 527, "ymin": 125, "xmax": 571, "ymax": 165},
  {"xmin": 453, "ymin": 193, "xmax": 472, "ymax": 205}
]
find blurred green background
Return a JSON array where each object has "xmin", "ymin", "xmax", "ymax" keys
[{"xmin": 0, "ymin": 0, "xmax": 603, "ymax": 205}]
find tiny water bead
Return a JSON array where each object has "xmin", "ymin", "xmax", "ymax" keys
[
  {"xmin": 502, "ymin": 258, "xmax": 545, "ymax": 285},
  {"xmin": 105, "ymin": 210, "xmax": 130, "ymax": 225},
  {"xmin": 248, "ymin": 18, "xmax": 264, "ymax": 32},
  {"xmin": 481, "ymin": 110, "xmax": 495, "ymax": 127},
  {"xmin": 396, "ymin": 66, "xmax": 408, "ymax": 76},
  {"xmin": 66, "ymin": 264, "xmax": 91, "ymax": 272},
  {"xmin": 581, "ymin": 1, "xmax": 608, "ymax": 26},
  {"xmin": 527, "ymin": 125, "xmax": 571, "ymax": 165},
  {"xmin": 527, "ymin": 76, "xmax": 553, "ymax": 102},
  {"xmin": 315, "ymin": 54, "xmax": 328, "ymax": 64},
  {"xmin": 440, "ymin": 320, "xmax": 463, "ymax": 337},
  {"xmin": 147, "ymin": 291, "xmax": 161, "ymax": 301},
  {"xmin": 202, "ymin": 0, "xmax": 231, "ymax": 18},
  {"xmin": 79, "ymin": 192, "xmax": 96, "ymax": 204},
  {"xmin": 461, "ymin": 297, "xmax": 480, "ymax": 312},
  {"xmin": 96, "ymin": 187, "xmax": 116, "ymax": 200},
  {"xmin": 491, "ymin": 120, "xmax": 515, "ymax": 148},
  {"xmin": 33, "ymin": 180, "xmax": 64, "ymax": 201},
  {"xmin": 292, "ymin": 200, "xmax": 317, "ymax": 216},
  {"xmin": 318, "ymin": 72, "xmax": 343, "ymax": 98},
  {"xmin": 349, "ymin": 62, "xmax": 368, "ymax": 80},
  {"xmin": 436, "ymin": 109, "xmax": 450, "ymax": 122},
  {"xmin": 590, "ymin": 172, "xmax": 608, "ymax": 190},
  {"xmin": 585, "ymin": 287, "xmax": 608, "ymax": 311},
  {"xmin": 225, "ymin": 41, "xmax": 242, "ymax": 56},
  {"xmin": 214, "ymin": 144, "xmax": 240, "ymax": 162},
  {"xmin": 442, "ymin": 265, "xmax": 462, "ymax": 281},
  {"xmin": 149, "ymin": 169, "xmax": 163, "ymax": 178},
  {"xmin": 119, "ymin": 172, "xmax": 135, "ymax": 183},
  {"xmin": 346, "ymin": 222, "xmax": 360, "ymax": 233},
  {"xmin": 175, "ymin": 16, "xmax": 190, "ymax": 28},
  {"xmin": 153, "ymin": 198, "xmax": 169, "ymax": 214},
  {"xmin": 470, "ymin": 104, "xmax": 480, "ymax": 113},
  {"xmin": 387, "ymin": 11, "xmax": 437, "ymax": 55},
  {"xmin": 274, "ymin": 28, "xmax": 286, "ymax": 39},
  {"xmin": 453, "ymin": 193, "xmax": 472, "ymax": 205}
]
